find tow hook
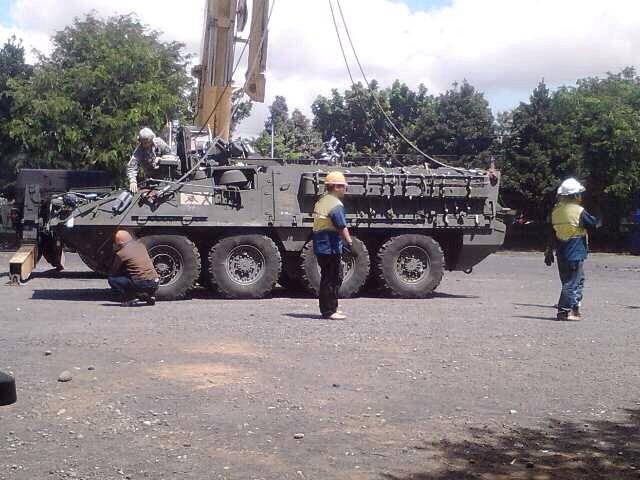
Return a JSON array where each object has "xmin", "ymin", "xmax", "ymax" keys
[{"xmin": 464, "ymin": 268, "xmax": 473, "ymax": 275}]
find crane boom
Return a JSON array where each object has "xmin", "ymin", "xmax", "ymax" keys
[{"xmin": 194, "ymin": 0, "xmax": 269, "ymax": 141}]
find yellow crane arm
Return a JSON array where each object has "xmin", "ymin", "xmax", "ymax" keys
[{"xmin": 194, "ymin": 0, "xmax": 270, "ymax": 141}]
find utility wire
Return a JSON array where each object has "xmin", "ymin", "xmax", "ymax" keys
[
  {"xmin": 331, "ymin": 0, "xmax": 469, "ymax": 174},
  {"xmin": 327, "ymin": 0, "xmax": 386, "ymax": 150}
]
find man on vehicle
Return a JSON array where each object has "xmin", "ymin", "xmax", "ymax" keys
[
  {"xmin": 108, "ymin": 230, "xmax": 160, "ymax": 306},
  {"xmin": 127, "ymin": 128, "xmax": 172, "ymax": 194},
  {"xmin": 545, "ymin": 178, "xmax": 598, "ymax": 321},
  {"xmin": 312, "ymin": 171, "xmax": 353, "ymax": 320}
]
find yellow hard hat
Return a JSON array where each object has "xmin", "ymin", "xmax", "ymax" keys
[{"xmin": 325, "ymin": 171, "xmax": 347, "ymax": 186}]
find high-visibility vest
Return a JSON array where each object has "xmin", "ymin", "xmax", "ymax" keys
[
  {"xmin": 552, "ymin": 201, "xmax": 587, "ymax": 241},
  {"xmin": 313, "ymin": 194, "xmax": 343, "ymax": 232}
]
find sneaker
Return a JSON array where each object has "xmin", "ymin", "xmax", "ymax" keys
[
  {"xmin": 328, "ymin": 312, "xmax": 347, "ymax": 320},
  {"xmin": 572, "ymin": 308, "xmax": 581, "ymax": 320},
  {"xmin": 557, "ymin": 311, "xmax": 580, "ymax": 321}
]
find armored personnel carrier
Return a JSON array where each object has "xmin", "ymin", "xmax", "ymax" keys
[
  {"xmin": 8, "ymin": 0, "xmax": 508, "ymax": 297},
  {"xmin": 13, "ymin": 129, "xmax": 507, "ymax": 301}
]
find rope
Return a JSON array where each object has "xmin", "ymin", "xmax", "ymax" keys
[
  {"xmin": 327, "ymin": 0, "xmax": 386, "ymax": 150},
  {"xmin": 330, "ymin": 0, "xmax": 470, "ymax": 174}
]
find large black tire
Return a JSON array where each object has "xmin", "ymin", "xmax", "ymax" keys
[
  {"xmin": 78, "ymin": 253, "xmax": 109, "ymax": 276},
  {"xmin": 140, "ymin": 235, "xmax": 201, "ymax": 301},
  {"xmin": 299, "ymin": 237, "xmax": 370, "ymax": 298},
  {"xmin": 376, "ymin": 234, "xmax": 444, "ymax": 298},
  {"xmin": 209, "ymin": 235, "xmax": 282, "ymax": 299},
  {"xmin": 278, "ymin": 253, "xmax": 306, "ymax": 292}
]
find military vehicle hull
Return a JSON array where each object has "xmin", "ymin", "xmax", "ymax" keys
[{"xmin": 42, "ymin": 160, "xmax": 507, "ymax": 300}]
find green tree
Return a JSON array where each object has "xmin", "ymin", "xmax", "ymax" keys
[
  {"xmin": 312, "ymin": 82, "xmax": 388, "ymax": 156},
  {"xmin": 570, "ymin": 68, "xmax": 640, "ymax": 227},
  {"xmin": 499, "ymin": 71, "xmax": 640, "ymax": 227},
  {"xmin": 415, "ymin": 80, "xmax": 495, "ymax": 166},
  {"xmin": 0, "ymin": 37, "xmax": 33, "ymax": 194},
  {"xmin": 255, "ymin": 96, "xmax": 321, "ymax": 159},
  {"xmin": 499, "ymin": 81, "xmax": 564, "ymax": 218},
  {"xmin": 5, "ymin": 14, "xmax": 193, "ymax": 183}
]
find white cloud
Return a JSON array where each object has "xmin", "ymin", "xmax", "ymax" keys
[{"xmin": 3, "ymin": 0, "xmax": 640, "ymax": 136}]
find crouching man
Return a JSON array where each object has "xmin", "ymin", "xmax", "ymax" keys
[{"xmin": 108, "ymin": 230, "xmax": 160, "ymax": 306}]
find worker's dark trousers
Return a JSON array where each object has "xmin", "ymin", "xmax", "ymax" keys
[
  {"xmin": 108, "ymin": 276, "xmax": 158, "ymax": 302},
  {"xmin": 317, "ymin": 254, "xmax": 343, "ymax": 318},
  {"xmin": 557, "ymin": 259, "xmax": 585, "ymax": 313}
]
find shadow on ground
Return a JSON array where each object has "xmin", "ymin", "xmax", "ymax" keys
[
  {"xmin": 513, "ymin": 315, "xmax": 558, "ymax": 322},
  {"xmin": 32, "ymin": 288, "xmax": 115, "ymax": 301},
  {"xmin": 514, "ymin": 303, "xmax": 556, "ymax": 309},
  {"xmin": 383, "ymin": 409, "xmax": 640, "ymax": 480},
  {"xmin": 32, "ymin": 269, "xmax": 105, "ymax": 280}
]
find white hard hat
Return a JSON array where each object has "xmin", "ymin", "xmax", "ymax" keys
[
  {"xmin": 138, "ymin": 128, "xmax": 155, "ymax": 141},
  {"xmin": 557, "ymin": 178, "xmax": 586, "ymax": 196}
]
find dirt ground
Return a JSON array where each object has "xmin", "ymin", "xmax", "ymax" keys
[{"xmin": 0, "ymin": 252, "xmax": 639, "ymax": 479}]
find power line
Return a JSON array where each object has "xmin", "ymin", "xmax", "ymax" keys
[
  {"xmin": 327, "ymin": 0, "xmax": 386, "ymax": 149},
  {"xmin": 330, "ymin": 0, "xmax": 469, "ymax": 174}
]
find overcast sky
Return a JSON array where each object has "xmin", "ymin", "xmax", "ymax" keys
[{"xmin": 1, "ymin": 0, "xmax": 640, "ymax": 136}]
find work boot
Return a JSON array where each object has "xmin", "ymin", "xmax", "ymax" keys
[
  {"xmin": 138, "ymin": 293, "xmax": 156, "ymax": 306},
  {"xmin": 328, "ymin": 312, "xmax": 347, "ymax": 320},
  {"xmin": 572, "ymin": 307, "xmax": 582, "ymax": 320},
  {"xmin": 557, "ymin": 311, "xmax": 580, "ymax": 321}
]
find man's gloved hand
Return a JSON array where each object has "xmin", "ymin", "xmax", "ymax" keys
[
  {"xmin": 544, "ymin": 249, "xmax": 555, "ymax": 267},
  {"xmin": 129, "ymin": 182, "xmax": 138, "ymax": 194},
  {"xmin": 343, "ymin": 242, "xmax": 354, "ymax": 255}
]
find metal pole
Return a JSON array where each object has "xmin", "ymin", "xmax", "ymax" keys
[{"xmin": 270, "ymin": 122, "xmax": 275, "ymax": 158}]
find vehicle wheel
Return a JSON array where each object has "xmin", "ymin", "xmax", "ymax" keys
[
  {"xmin": 376, "ymin": 234, "xmax": 444, "ymax": 298},
  {"xmin": 299, "ymin": 237, "xmax": 370, "ymax": 298},
  {"xmin": 79, "ymin": 253, "xmax": 109, "ymax": 276},
  {"xmin": 209, "ymin": 235, "xmax": 282, "ymax": 299},
  {"xmin": 141, "ymin": 235, "xmax": 201, "ymax": 301},
  {"xmin": 278, "ymin": 254, "xmax": 306, "ymax": 292}
]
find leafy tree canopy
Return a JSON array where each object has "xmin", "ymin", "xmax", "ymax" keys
[{"xmin": 4, "ymin": 14, "xmax": 193, "ymax": 183}]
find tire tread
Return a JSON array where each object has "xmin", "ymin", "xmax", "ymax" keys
[{"xmin": 376, "ymin": 235, "xmax": 444, "ymax": 298}]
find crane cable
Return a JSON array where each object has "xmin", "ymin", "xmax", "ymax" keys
[
  {"xmin": 329, "ymin": 0, "xmax": 469, "ymax": 174},
  {"xmin": 327, "ymin": 0, "xmax": 386, "ymax": 150}
]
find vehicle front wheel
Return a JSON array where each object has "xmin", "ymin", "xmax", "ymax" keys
[
  {"xmin": 209, "ymin": 235, "xmax": 282, "ymax": 299},
  {"xmin": 140, "ymin": 235, "xmax": 201, "ymax": 301}
]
